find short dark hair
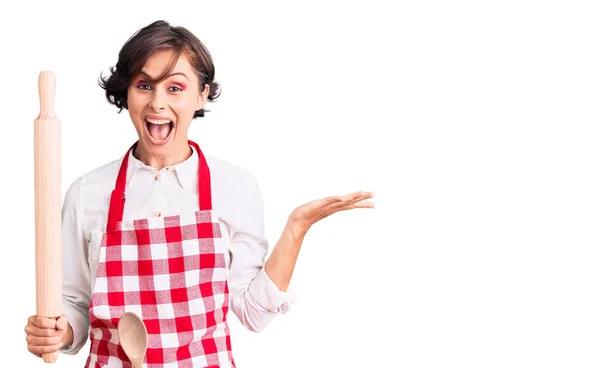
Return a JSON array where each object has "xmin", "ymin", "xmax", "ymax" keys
[{"xmin": 99, "ymin": 20, "xmax": 221, "ymax": 118}]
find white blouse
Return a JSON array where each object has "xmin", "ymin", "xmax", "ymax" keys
[{"xmin": 60, "ymin": 145, "xmax": 295, "ymax": 354}]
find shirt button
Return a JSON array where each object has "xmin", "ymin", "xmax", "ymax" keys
[
  {"xmin": 155, "ymin": 174, "xmax": 160, "ymax": 181},
  {"xmin": 155, "ymin": 211, "xmax": 162, "ymax": 217},
  {"xmin": 165, "ymin": 167, "xmax": 171, "ymax": 171}
]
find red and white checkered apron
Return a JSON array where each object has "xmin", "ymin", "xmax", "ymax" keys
[{"xmin": 86, "ymin": 140, "xmax": 235, "ymax": 368}]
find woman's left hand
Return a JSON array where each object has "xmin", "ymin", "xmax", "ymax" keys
[{"xmin": 287, "ymin": 191, "xmax": 375, "ymax": 238}]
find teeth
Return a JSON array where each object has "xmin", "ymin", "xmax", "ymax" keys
[{"xmin": 146, "ymin": 118, "xmax": 171, "ymax": 125}]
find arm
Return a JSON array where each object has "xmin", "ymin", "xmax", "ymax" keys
[
  {"xmin": 227, "ymin": 173, "xmax": 296, "ymax": 332},
  {"xmin": 228, "ymin": 171, "xmax": 374, "ymax": 332},
  {"xmin": 59, "ymin": 177, "xmax": 92, "ymax": 354},
  {"xmin": 264, "ymin": 191, "xmax": 375, "ymax": 292}
]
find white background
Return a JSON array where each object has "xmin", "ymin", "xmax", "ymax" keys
[{"xmin": 1, "ymin": 0, "xmax": 599, "ymax": 367}]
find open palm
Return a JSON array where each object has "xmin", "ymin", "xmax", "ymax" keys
[{"xmin": 288, "ymin": 191, "xmax": 375, "ymax": 235}]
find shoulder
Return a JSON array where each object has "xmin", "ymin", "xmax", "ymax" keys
[
  {"xmin": 63, "ymin": 156, "xmax": 123, "ymax": 208},
  {"xmin": 78, "ymin": 157, "xmax": 122, "ymax": 188},
  {"xmin": 204, "ymin": 156, "xmax": 264, "ymax": 230},
  {"xmin": 205, "ymin": 155, "xmax": 260, "ymax": 192}
]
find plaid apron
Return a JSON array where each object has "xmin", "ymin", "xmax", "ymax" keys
[{"xmin": 86, "ymin": 140, "xmax": 235, "ymax": 368}]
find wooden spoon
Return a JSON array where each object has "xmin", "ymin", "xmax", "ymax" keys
[{"xmin": 117, "ymin": 311, "xmax": 148, "ymax": 368}]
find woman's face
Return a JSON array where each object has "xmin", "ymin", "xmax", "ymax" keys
[{"xmin": 127, "ymin": 49, "xmax": 208, "ymax": 156}]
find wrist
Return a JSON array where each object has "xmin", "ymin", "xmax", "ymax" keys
[{"xmin": 286, "ymin": 218, "xmax": 309, "ymax": 241}]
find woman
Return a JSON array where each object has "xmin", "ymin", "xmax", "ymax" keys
[{"xmin": 24, "ymin": 20, "xmax": 374, "ymax": 367}]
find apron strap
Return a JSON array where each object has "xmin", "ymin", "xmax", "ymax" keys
[
  {"xmin": 106, "ymin": 140, "xmax": 211, "ymax": 232},
  {"xmin": 189, "ymin": 140, "xmax": 212, "ymax": 211}
]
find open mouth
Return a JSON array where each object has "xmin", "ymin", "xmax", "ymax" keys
[{"xmin": 145, "ymin": 118, "xmax": 174, "ymax": 145}]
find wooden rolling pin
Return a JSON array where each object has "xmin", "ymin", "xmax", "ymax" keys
[{"xmin": 34, "ymin": 71, "xmax": 62, "ymax": 363}]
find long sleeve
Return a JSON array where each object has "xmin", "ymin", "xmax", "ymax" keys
[
  {"xmin": 60, "ymin": 177, "xmax": 91, "ymax": 354},
  {"xmin": 227, "ymin": 172, "xmax": 296, "ymax": 332}
]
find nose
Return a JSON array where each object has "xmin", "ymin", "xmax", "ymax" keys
[{"xmin": 148, "ymin": 89, "xmax": 167, "ymax": 111}]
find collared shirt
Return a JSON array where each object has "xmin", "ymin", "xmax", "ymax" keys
[{"xmin": 61, "ymin": 145, "xmax": 295, "ymax": 354}]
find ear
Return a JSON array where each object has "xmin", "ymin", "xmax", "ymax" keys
[{"xmin": 196, "ymin": 84, "xmax": 210, "ymax": 111}]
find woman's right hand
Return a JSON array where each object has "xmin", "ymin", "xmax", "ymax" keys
[{"xmin": 24, "ymin": 315, "xmax": 72, "ymax": 357}]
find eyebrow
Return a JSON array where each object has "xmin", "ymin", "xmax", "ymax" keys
[{"xmin": 140, "ymin": 71, "xmax": 189, "ymax": 81}]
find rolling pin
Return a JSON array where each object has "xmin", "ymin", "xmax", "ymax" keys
[{"xmin": 34, "ymin": 71, "xmax": 62, "ymax": 363}]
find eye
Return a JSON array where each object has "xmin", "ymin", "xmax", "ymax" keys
[
  {"xmin": 168, "ymin": 86, "xmax": 183, "ymax": 92},
  {"xmin": 137, "ymin": 83, "xmax": 152, "ymax": 90}
]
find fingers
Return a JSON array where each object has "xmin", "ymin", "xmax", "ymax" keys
[
  {"xmin": 338, "ymin": 191, "xmax": 374, "ymax": 204},
  {"xmin": 322, "ymin": 195, "xmax": 345, "ymax": 205},
  {"xmin": 56, "ymin": 315, "xmax": 69, "ymax": 331},
  {"xmin": 25, "ymin": 316, "xmax": 63, "ymax": 337},
  {"xmin": 318, "ymin": 192, "xmax": 374, "ymax": 218},
  {"xmin": 350, "ymin": 191, "xmax": 375, "ymax": 203},
  {"xmin": 349, "ymin": 200, "xmax": 375, "ymax": 209},
  {"xmin": 27, "ymin": 341, "xmax": 63, "ymax": 356},
  {"xmin": 26, "ymin": 333, "xmax": 63, "ymax": 347},
  {"xmin": 326, "ymin": 191, "xmax": 375, "ymax": 209},
  {"xmin": 346, "ymin": 191, "xmax": 374, "ymax": 200},
  {"xmin": 25, "ymin": 315, "xmax": 66, "ymax": 358},
  {"xmin": 314, "ymin": 191, "xmax": 374, "ymax": 209},
  {"xmin": 323, "ymin": 202, "xmax": 373, "ymax": 216},
  {"xmin": 291, "ymin": 191, "xmax": 375, "ymax": 227},
  {"xmin": 29, "ymin": 315, "xmax": 58, "ymax": 329},
  {"xmin": 343, "ymin": 192, "xmax": 375, "ymax": 207},
  {"xmin": 25, "ymin": 324, "xmax": 61, "ymax": 338}
]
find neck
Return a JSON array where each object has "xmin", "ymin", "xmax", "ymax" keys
[{"xmin": 133, "ymin": 142, "xmax": 192, "ymax": 170}]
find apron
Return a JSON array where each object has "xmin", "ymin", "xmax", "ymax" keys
[{"xmin": 86, "ymin": 140, "xmax": 236, "ymax": 368}]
